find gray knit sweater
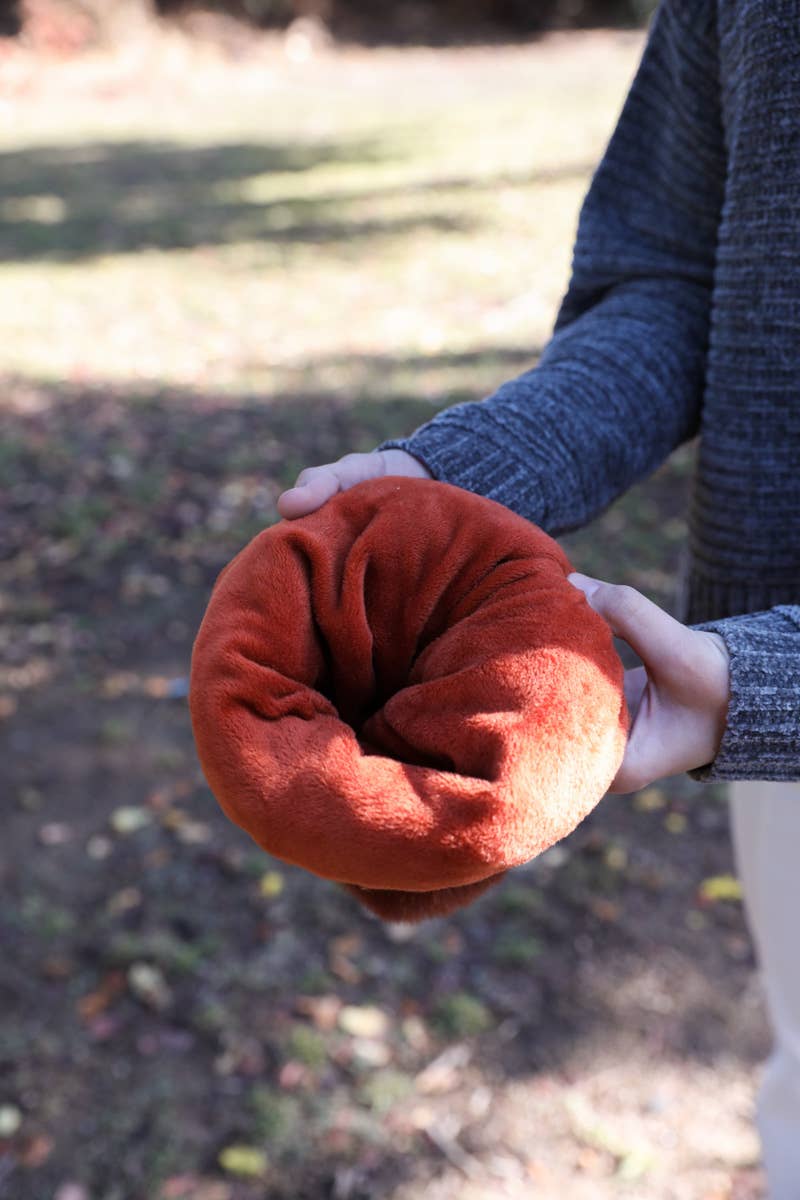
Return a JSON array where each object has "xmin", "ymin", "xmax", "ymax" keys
[{"xmin": 379, "ymin": 0, "xmax": 800, "ymax": 783}]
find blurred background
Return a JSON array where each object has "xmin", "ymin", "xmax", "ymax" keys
[{"xmin": 0, "ymin": 3, "xmax": 767, "ymax": 1198}]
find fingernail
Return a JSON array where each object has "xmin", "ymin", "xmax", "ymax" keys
[{"xmin": 567, "ymin": 572, "xmax": 600, "ymax": 599}]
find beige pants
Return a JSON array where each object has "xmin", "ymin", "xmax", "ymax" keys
[{"xmin": 731, "ymin": 780, "xmax": 800, "ymax": 1200}]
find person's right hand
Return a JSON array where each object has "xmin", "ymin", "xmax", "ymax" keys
[
  {"xmin": 277, "ymin": 449, "xmax": 432, "ymax": 520},
  {"xmin": 568, "ymin": 572, "xmax": 731, "ymax": 793}
]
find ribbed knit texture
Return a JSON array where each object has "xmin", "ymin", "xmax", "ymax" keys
[{"xmin": 378, "ymin": 0, "xmax": 800, "ymax": 782}]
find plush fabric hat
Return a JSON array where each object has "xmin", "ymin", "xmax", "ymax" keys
[{"xmin": 189, "ymin": 477, "xmax": 627, "ymax": 922}]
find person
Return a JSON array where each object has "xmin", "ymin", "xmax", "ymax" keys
[{"xmin": 276, "ymin": 1, "xmax": 800, "ymax": 1194}]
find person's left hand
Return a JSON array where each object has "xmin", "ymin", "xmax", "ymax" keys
[{"xmin": 568, "ymin": 573, "xmax": 731, "ymax": 793}]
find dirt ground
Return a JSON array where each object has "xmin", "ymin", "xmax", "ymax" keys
[{"xmin": 0, "ymin": 22, "xmax": 771, "ymax": 1200}]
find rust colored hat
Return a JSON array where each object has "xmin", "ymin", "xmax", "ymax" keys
[{"xmin": 189, "ymin": 477, "xmax": 627, "ymax": 922}]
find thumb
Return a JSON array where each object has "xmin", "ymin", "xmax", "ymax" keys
[{"xmin": 568, "ymin": 573, "xmax": 687, "ymax": 677}]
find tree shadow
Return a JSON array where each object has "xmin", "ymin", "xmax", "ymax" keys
[
  {"xmin": 0, "ymin": 353, "xmax": 541, "ymax": 697},
  {"xmin": 0, "ymin": 137, "xmax": 593, "ymax": 262},
  {"xmin": 303, "ymin": 0, "xmax": 646, "ymax": 46}
]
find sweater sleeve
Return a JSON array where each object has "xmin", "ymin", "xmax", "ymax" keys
[
  {"xmin": 689, "ymin": 608, "xmax": 800, "ymax": 782},
  {"xmin": 377, "ymin": 0, "xmax": 726, "ymax": 536}
]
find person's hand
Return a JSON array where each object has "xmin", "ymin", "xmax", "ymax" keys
[
  {"xmin": 568, "ymin": 573, "xmax": 731, "ymax": 793},
  {"xmin": 277, "ymin": 449, "xmax": 432, "ymax": 520}
]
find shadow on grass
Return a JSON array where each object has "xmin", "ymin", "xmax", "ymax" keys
[
  {"xmin": 0, "ymin": 138, "xmax": 594, "ymax": 262},
  {"xmin": 306, "ymin": 0, "xmax": 646, "ymax": 46},
  {"xmin": 0, "ymin": 346, "xmax": 540, "ymax": 619},
  {"xmin": 0, "ymin": 366, "xmax": 760, "ymax": 1200}
]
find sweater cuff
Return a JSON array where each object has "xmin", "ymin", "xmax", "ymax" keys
[
  {"xmin": 376, "ymin": 421, "xmax": 549, "ymax": 528},
  {"xmin": 688, "ymin": 606, "xmax": 800, "ymax": 782}
]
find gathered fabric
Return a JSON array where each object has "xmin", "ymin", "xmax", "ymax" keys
[{"xmin": 190, "ymin": 477, "xmax": 627, "ymax": 921}]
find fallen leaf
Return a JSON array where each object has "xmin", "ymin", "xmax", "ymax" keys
[
  {"xmin": 87, "ymin": 1014, "xmax": 121, "ymax": 1041},
  {"xmin": 218, "ymin": 1145, "xmax": 269, "ymax": 1178},
  {"xmin": 144, "ymin": 675, "xmax": 171, "ymax": 698},
  {"xmin": 174, "ymin": 820, "xmax": 212, "ymax": 845},
  {"xmin": 77, "ymin": 971, "xmax": 126, "ymax": 1021},
  {"xmin": 409, "ymin": 1102, "xmax": 435, "ymax": 1129},
  {"xmin": 161, "ymin": 807, "xmax": 188, "ymax": 830},
  {"xmin": 424, "ymin": 1119, "xmax": 481, "ymax": 1179},
  {"xmin": 664, "ymin": 812, "xmax": 687, "ymax": 835},
  {"xmin": 278, "ymin": 1061, "xmax": 309, "ymax": 1090},
  {"xmin": 144, "ymin": 848, "xmax": 171, "ymax": 868},
  {"xmin": 214, "ymin": 1037, "xmax": 265, "ymax": 1078},
  {"xmin": 616, "ymin": 1146, "xmax": 655, "ymax": 1180},
  {"xmin": 295, "ymin": 994, "xmax": 342, "ymax": 1031},
  {"xmin": 54, "ymin": 1185, "xmax": 89, "ymax": 1200},
  {"xmin": 86, "ymin": 835, "xmax": 112, "ymax": 860},
  {"xmin": 38, "ymin": 822, "xmax": 73, "ymax": 846},
  {"xmin": 0, "ymin": 1105, "xmax": 22, "ymax": 1136},
  {"xmin": 634, "ymin": 788, "xmax": 666, "ymax": 812},
  {"xmin": 164, "ymin": 676, "xmax": 189, "ymax": 700},
  {"xmin": 589, "ymin": 898, "xmax": 621, "ymax": 923},
  {"xmin": 351, "ymin": 1038, "xmax": 391, "ymax": 1067},
  {"xmin": 604, "ymin": 844, "xmax": 627, "ymax": 871},
  {"xmin": 160, "ymin": 1177, "xmax": 231, "ymax": 1200},
  {"xmin": 699, "ymin": 875, "xmax": 743, "ymax": 903},
  {"xmin": 128, "ymin": 963, "xmax": 172, "ymax": 1011},
  {"xmin": 330, "ymin": 933, "xmax": 362, "ymax": 957},
  {"xmin": 107, "ymin": 887, "xmax": 142, "ymax": 917},
  {"xmin": 110, "ymin": 807, "xmax": 152, "ymax": 835},
  {"xmin": 330, "ymin": 955, "xmax": 361, "ymax": 984},
  {"xmin": 40, "ymin": 955, "xmax": 73, "ymax": 980},
  {"xmin": 576, "ymin": 1146, "xmax": 611, "ymax": 1176},
  {"xmin": 19, "ymin": 1133, "xmax": 54, "ymax": 1168},
  {"xmin": 329, "ymin": 935, "xmax": 363, "ymax": 984},
  {"xmin": 102, "ymin": 671, "xmax": 138, "ymax": 698},
  {"xmin": 258, "ymin": 871, "xmax": 284, "ymax": 898},
  {"xmin": 415, "ymin": 1044, "xmax": 471, "ymax": 1095},
  {"xmin": 442, "ymin": 930, "xmax": 464, "ymax": 955},
  {"xmin": 146, "ymin": 788, "xmax": 172, "ymax": 812},
  {"xmin": 401, "ymin": 1016, "xmax": 430, "ymax": 1053},
  {"xmin": 338, "ymin": 1004, "xmax": 389, "ymax": 1039},
  {"xmin": 526, "ymin": 1159, "xmax": 556, "ymax": 1184},
  {"xmin": 18, "ymin": 787, "xmax": 43, "ymax": 811}
]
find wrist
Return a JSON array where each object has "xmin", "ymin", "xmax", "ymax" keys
[{"xmin": 700, "ymin": 631, "xmax": 731, "ymax": 764}]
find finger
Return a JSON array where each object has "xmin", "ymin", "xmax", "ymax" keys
[
  {"xmin": 622, "ymin": 664, "xmax": 647, "ymax": 720},
  {"xmin": 599, "ymin": 668, "xmax": 647, "ymax": 793},
  {"xmin": 277, "ymin": 466, "xmax": 343, "ymax": 519},
  {"xmin": 277, "ymin": 452, "xmax": 392, "ymax": 520},
  {"xmin": 567, "ymin": 573, "xmax": 689, "ymax": 678}
]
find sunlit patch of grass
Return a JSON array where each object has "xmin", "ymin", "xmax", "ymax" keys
[{"xmin": 0, "ymin": 37, "xmax": 641, "ymax": 392}]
